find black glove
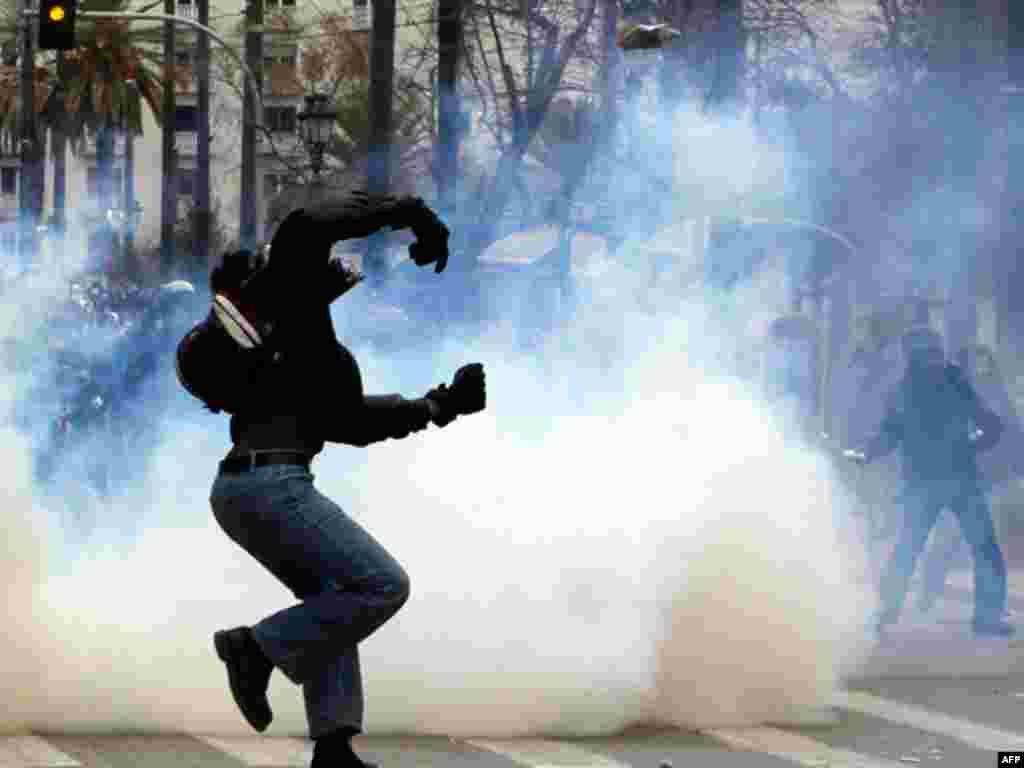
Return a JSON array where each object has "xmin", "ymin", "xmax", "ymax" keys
[
  {"xmin": 424, "ymin": 363, "xmax": 486, "ymax": 427},
  {"xmin": 401, "ymin": 197, "xmax": 449, "ymax": 273}
]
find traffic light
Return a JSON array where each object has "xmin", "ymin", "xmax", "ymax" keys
[{"xmin": 38, "ymin": 0, "xmax": 77, "ymax": 51}]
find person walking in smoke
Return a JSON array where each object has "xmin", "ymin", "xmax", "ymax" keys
[
  {"xmin": 845, "ymin": 326, "xmax": 1012, "ymax": 637},
  {"xmin": 917, "ymin": 343, "xmax": 1024, "ymax": 614},
  {"xmin": 175, "ymin": 193, "xmax": 487, "ymax": 768}
]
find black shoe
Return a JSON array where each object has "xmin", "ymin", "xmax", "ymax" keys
[
  {"xmin": 972, "ymin": 619, "xmax": 1015, "ymax": 638},
  {"xmin": 311, "ymin": 728, "xmax": 378, "ymax": 768},
  {"xmin": 213, "ymin": 626, "xmax": 274, "ymax": 732}
]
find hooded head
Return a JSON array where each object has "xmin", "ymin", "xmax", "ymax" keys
[{"xmin": 207, "ymin": 222, "xmax": 363, "ymax": 352}]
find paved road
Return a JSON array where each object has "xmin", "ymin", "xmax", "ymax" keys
[{"xmin": 8, "ymin": 572, "xmax": 1024, "ymax": 768}]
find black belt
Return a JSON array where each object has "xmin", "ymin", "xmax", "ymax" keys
[{"xmin": 220, "ymin": 451, "xmax": 311, "ymax": 474}]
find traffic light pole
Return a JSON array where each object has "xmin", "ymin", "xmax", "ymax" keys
[{"xmin": 17, "ymin": 0, "xmax": 40, "ymax": 268}]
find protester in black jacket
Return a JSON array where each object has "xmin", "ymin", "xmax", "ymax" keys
[
  {"xmin": 917, "ymin": 344, "xmax": 1024, "ymax": 614},
  {"xmin": 848, "ymin": 326, "xmax": 1010, "ymax": 637},
  {"xmin": 177, "ymin": 193, "xmax": 485, "ymax": 768}
]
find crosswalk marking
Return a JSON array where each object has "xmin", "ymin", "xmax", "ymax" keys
[
  {"xmin": 945, "ymin": 569, "xmax": 1024, "ymax": 594},
  {"xmin": 467, "ymin": 738, "xmax": 630, "ymax": 767},
  {"xmin": 0, "ymin": 736, "xmax": 80, "ymax": 767},
  {"xmin": 9, "ymin": 683, "xmax": 1024, "ymax": 768},
  {"xmin": 195, "ymin": 735, "xmax": 311, "ymax": 767},
  {"xmin": 704, "ymin": 726, "xmax": 908, "ymax": 768},
  {"xmin": 836, "ymin": 689, "xmax": 1024, "ymax": 752}
]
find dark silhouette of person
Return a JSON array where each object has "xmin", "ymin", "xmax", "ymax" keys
[
  {"xmin": 848, "ymin": 326, "xmax": 1011, "ymax": 637},
  {"xmin": 918, "ymin": 343, "xmax": 1024, "ymax": 613},
  {"xmin": 175, "ymin": 193, "xmax": 485, "ymax": 768}
]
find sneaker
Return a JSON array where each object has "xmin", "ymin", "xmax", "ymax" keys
[
  {"xmin": 972, "ymin": 619, "xmax": 1015, "ymax": 638},
  {"xmin": 214, "ymin": 627, "xmax": 274, "ymax": 732}
]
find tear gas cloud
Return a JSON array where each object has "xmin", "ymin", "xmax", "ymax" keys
[{"xmin": 0, "ymin": 100, "xmax": 893, "ymax": 738}]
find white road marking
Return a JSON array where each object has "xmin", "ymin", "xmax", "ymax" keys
[
  {"xmin": 0, "ymin": 736, "xmax": 80, "ymax": 767},
  {"xmin": 944, "ymin": 569, "xmax": 1024, "ymax": 596},
  {"xmin": 704, "ymin": 726, "xmax": 909, "ymax": 768},
  {"xmin": 195, "ymin": 735, "xmax": 311, "ymax": 767},
  {"xmin": 836, "ymin": 689, "xmax": 1024, "ymax": 751},
  {"xmin": 467, "ymin": 738, "xmax": 630, "ymax": 767}
]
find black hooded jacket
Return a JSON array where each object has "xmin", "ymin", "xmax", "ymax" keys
[
  {"xmin": 866, "ymin": 363, "xmax": 1002, "ymax": 493},
  {"xmin": 221, "ymin": 197, "xmax": 433, "ymax": 457}
]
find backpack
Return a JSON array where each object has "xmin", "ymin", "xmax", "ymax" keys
[{"xmin": 175, "ymin": 311, "xmax": 275, "ymax": 414}]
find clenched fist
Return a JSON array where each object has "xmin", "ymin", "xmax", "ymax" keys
[{"xmin": 425, "ymin": 363, "xmax": 486, "ymax": 427}]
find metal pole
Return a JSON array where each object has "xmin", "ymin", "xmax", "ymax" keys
[
  {"xmin": 709, "ymin": 0, "xmax": 743, "ymax": 112},
  {"xmin": 240, "ymin": 0, "xmax": 263, "ymax": 250},
  {"xmin": 53, "ymin": 51, "xmax": 67, "ymax": 240},
  {"xmin": 366, "ymin": 0, "xmax": 396, "ymax": 284},
  {"xmin": 600, "ymin": 0, "xmax": 619, "ymax": 147},
  {"xmin": 160, "ymin": 0, "xmax": 176, "ymax": 275},
  {"xmin": 123, "ymin": 81, "xmax": 136, "ymax": 272},
  {"xmin": 437, "ymin": 0, "xmax": 461, "ymax": 214},
  {"xmin": 17, "ymin": 0, "xmax": 38, "ymax": 268},
  {"xmin": 195, "ymin": 0, "xmax": 211, "ymax": 272}
]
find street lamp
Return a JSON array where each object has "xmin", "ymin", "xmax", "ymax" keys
[{"xmin": 297, "ymin": 93, "xmax": 336, "ymax": 178}]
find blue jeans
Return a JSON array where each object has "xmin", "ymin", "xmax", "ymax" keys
[
  {"xmin": 210, "ymin": 463, "xmax": 410, "ymax": 738},
  {"xmin": 878, "ymin": 483, "xmax": 1007, "ymax": 625}
]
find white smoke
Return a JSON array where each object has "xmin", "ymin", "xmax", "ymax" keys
[{"xmin": 0, "ymin": 102, "xmax": 881, "ymax": 738}]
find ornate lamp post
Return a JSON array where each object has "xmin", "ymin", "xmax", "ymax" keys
[{"xmin": 297, "ymin": 93, "xmax": 336, "ymax": 179}]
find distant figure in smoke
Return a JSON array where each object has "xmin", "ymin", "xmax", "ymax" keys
[
  {"xmin": 846, "ymin": 327, "xmax": 1011, "ymax": 637},
  {"xmin": 115, "ymin": 280, "xmax": 201, "ymax": 410},
  {"xmin": 917, "ymin": 343, "xmax": 1024, "ymax": 614},
  {"xmin": 175, "ymin": 193, "xmax": 487, "ymax": 768}
]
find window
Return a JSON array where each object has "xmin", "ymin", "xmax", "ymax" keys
[
  {"xmin": 263, "ymin": 51, "xmax": 298, "ymax": 69},
  {"xmin": 175, "ymin": 105, "xmax": 198, "ymax": 132},
  {"xmin": 264, "ymin": 105, "xmax": 297, "ymax": 133},
  {"xmin": 0, "ymin": 167, "xmax": 15, "ymax": 196}
]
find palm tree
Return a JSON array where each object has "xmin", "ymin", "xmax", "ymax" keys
[
  {"xmin": 54, "ymin": 0, "xmax": 186, "ymax": 270},
  {"xmin": 0, "ymin": 0, "xmax": 185, "ymax": 270}
]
